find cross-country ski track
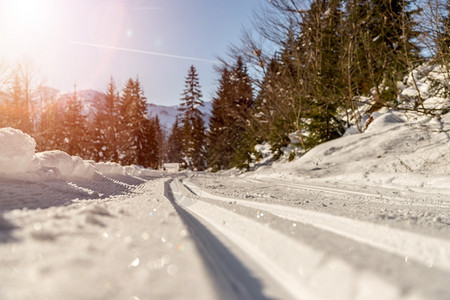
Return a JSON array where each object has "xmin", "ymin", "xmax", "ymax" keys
[{"xmin": 165, "ymin": 175, "xmax": 450, "ymax": 300}]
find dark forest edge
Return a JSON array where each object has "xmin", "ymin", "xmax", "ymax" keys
[{"xmin": 1, "ymin": 0, "xmax": 449, "ymax": 171}]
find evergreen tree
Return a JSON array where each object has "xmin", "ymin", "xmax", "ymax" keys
[
  {"xmin": 178, "ymin": 65, "xmax": 206, "ymax": 171},
  {"xmin": 436, "ymin": 1, "xmax": 449, "ymax": 62},
  {"xmin": 206, "ymin": 57, "xmax": 254, "ymax": 170},
  {"xmin": 252, "ymin": 57, "xmax": 301, "ymax": 159},
  {"xmin": 36, "ymin": 98, "xmax": 62, "ymax": 152},
  {"xmin": 7, "ymin": 72, "xmax": 32, "ymax": 133},
  {"xmin": 298, "ymin": 0, "xmax": 346, "ymax": 146},
  {"xmin": 61, "ymin": 86, "xmax": 88, "ymax": 157},
  {"xmin": 227, "ymin": 57, "xmax": 254, "ymax": 169},
  {"xmin": 207, "ymin": 67, "xmax": 233, "ymax": 171},
  {"xmin": 345, "ymin": 0, "xmax": 421, "ymax": 107},
  {"xmin": 119, "ymin": 77, "xmax": 157, "ymax": 167},
  {"xmin": 91, "ymin": 77, "xmax": 121, "ymax": 162},
  {"xmin": 143, "ymin": 116, "xmax": 162, "ymax": 169},
  {"xmin": 167, "ymin": 117, "xmax": 182, "ymax": 163}
]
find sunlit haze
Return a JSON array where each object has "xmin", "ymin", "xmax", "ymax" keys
[{"xmin": 0, "ymin": 0, "xmax": 259, "ymax": 105}]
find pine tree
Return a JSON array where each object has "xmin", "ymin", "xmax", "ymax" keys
[
  {"xmin": 345, "ymin": 0, "xmax": 421, "ymax": 107},
  {"xmin": 436, "ymin": 1, "xmax": 449, "ymax": 62},
  {"xmin": 7, "ymin": 72, "xmax": 32, "ymax": 133},
  {"xmin": 61, "ymin": 86, "xmax": 88, "ymax": 157},
  {"xmin": 207, "ymin": 67, "xmax": 233, "ymax": 171},
  {"xmin": 252, "ymin": 57, "xmax": 300, "ymax": 158},
  {"xmin": 91, "ymin": 77, "xmax": 121, "ymax": 162},
  {"xmin": 167, "ymin": 117, "xmax": 182, "ymax": 163},
  {"xmin": 206, "ymin": 57, "xmax": 254, "ymax": 170},
  {"xmin": 119, "ymin": 77, "xmax": 156, "ymax": 167},
  {"xmin": 178, "ymin": 65, "xmax": 206, "ymax": 171},
  {"xmin": 36, "ymin": 98, "xmax": 61, "ymax": 152},
  {"xmin": 143, "ymin": 116, "xmax": 162, "ymax": 169}
]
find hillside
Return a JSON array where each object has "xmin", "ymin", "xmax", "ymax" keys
[{"xmin": 248, "ymin": 64, "xmax": 450, "ymax": 194}]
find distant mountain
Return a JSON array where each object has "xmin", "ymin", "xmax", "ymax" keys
[
  {"xmin": 25, "ymin": 87, "xmax": 212, "ymax": 129},
  {"xmin": 147, "ymin": 102, "xmax": 212, "ymax": 130}
]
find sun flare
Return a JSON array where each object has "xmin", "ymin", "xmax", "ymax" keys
[
  {"xmin": 0, "ymin": 0, "xmax": 57, "ymax": 57},
  {"xmin": 2, "ymin": 0, "xmax": 51, "ymax": 34}
]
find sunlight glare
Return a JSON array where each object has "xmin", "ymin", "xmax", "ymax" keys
[
  {"xmin": 2, "ymin": 0, "xmax": 50, "ymax": 35},
  {"xmin": 0, "ymin": 0, "xmax": 58, "ymax": 58}
]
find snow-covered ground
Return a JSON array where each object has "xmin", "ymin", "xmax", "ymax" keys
[
  {"xmin": 251, "ymin": 109, "xmax": 450, "ymax": 195},
  {"xmin": 0, "ymin": 64, "xmax": 449, "ymax": 299}
]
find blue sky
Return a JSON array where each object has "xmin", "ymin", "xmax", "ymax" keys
[{"xmin": 0, "ymin": 0, "xmax": 261, "ymax": 106}]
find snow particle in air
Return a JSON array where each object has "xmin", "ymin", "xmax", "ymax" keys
[
  {"xmin": 161, "ymin": 237, "xmax": 167, "ymax": 243},
  {"xmin": 167, "ymin": 264, "xmax": 178, "ymax": 276},
  {"xmin": 102, "ymin": 232, "xmax": 109, "ymax": 238},
  {"xmin": 141, "ymin": 232, "xmax": 150, "ymax": 240},
  {"xmin": 180, "ymin": 229, "xmax": 188, "ymax": 237},
  {"xmin": 33, "ymin": 222, "xmax": 42, "ymax": 231},
  {"xmin": 292, "ymin": 223, "xmax": 297, "ymax": 227},
  {"xmin": 161, "ymin": 255, "xmax": 171, "ymax": 265},
  {"xmin": 128, "ymin": 257, "xmax": 140, "ymax": 268}
]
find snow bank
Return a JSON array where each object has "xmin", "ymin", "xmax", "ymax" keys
[
  {"xmin": 0, "ymin": 127, "xmax": 155, "ymax": 180},
  {"xmin": 0, "ymin": 128, "xmax": 36, "ymax": 174},
  {"xmin": 93, "ymin": 162, "xmax": 125, "ymax": 175},
  {"xmin": 33, "ymin": 151, "xmax": 97, "ymax": 179},
  {"xmin": 248, "ymin": 64, "xmax": 450, "ymax": 193}
]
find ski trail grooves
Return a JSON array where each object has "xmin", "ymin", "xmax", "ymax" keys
[
  {"xmin": 166, "ymin": 180, "xmax": 406, "ymax": 300},
  {"xmin": 243, "ymin": 178, "xmax": 450, "ymax": 209},
  {"xmin": 183, "ymin": 180, "xmax": 450, "ymax": 273}
]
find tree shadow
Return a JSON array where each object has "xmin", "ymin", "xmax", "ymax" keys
[
  {"xmin": 165, "ymin": 180, "xmax": 274, "ymax": 300},
  {"xmin": 0, "ymin": 213, "xmax": 17, "ymax": 243}
]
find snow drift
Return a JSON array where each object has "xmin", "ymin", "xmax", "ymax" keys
[
  {"xmin": 0, "ymin": 128, "xmax": 36, "ymax": 174},
  {"xmin": 0, "ymin": 127, "xmax": 154, "ymax": 180}
]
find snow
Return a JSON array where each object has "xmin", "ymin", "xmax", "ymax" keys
[
  {"xmin": 247, "ymin": 64, "xmax": 450, "ymax": 195},
  {"xmin": 0, "ymin": 65, "xmax": 449, "ymax": 299},
  {"xmin": 33, "ymin": 150, "xmax": 98, "ymax": 179},
  {"xmin": 0, "ymin": 128, "xmax": 36, "ymax": 174},
  {"xmin": 0, "ymin": 128, "xmax": 157, "ymax": 181},
  {"xmin": 249, "ymin": 109, "xmax": 450, "ymax": 194}
]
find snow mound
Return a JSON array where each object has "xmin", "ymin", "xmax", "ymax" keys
[
  {"xmin": 94, "ymin": 162, "xmax": 125, "ymax": 175},
  {"xmin": 33, "ymin": 151, "xmax": 97, "ymax": 179},
  {"xmin": 0, "ymin": 127, "xmax": 157, "ymax": 180},
  {"xmin": 0, "ymin": 128, "xmax": 36, "ymax": 174}
]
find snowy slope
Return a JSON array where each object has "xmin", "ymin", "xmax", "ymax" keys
[{"xmin": 249, "ymin": 64, "xmax": 450, "ymax": 194}]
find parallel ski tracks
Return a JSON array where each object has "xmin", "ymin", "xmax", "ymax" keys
[
  {"xmin": 182, "ymin": 179, "xmax": 450, "ymax": 273},
  {"xmin": 242, "ymin": 178, "xmax": 450, "ymax": 209},
  {"xmin": 166, "ymin": 178, "xmax": 450, "ymax": 300}
]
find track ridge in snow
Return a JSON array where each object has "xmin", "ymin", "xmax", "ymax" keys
[
  {"xmin": 166, "ymin": 179, "xmax": 427, "ymax": 300},
  {"xmin": 243, "ymin": 178, "xmax": 450, "ymax": 209},
  {"xmin": 182, "ymin": 180, "xmax": 450, "ymax": 274}
]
